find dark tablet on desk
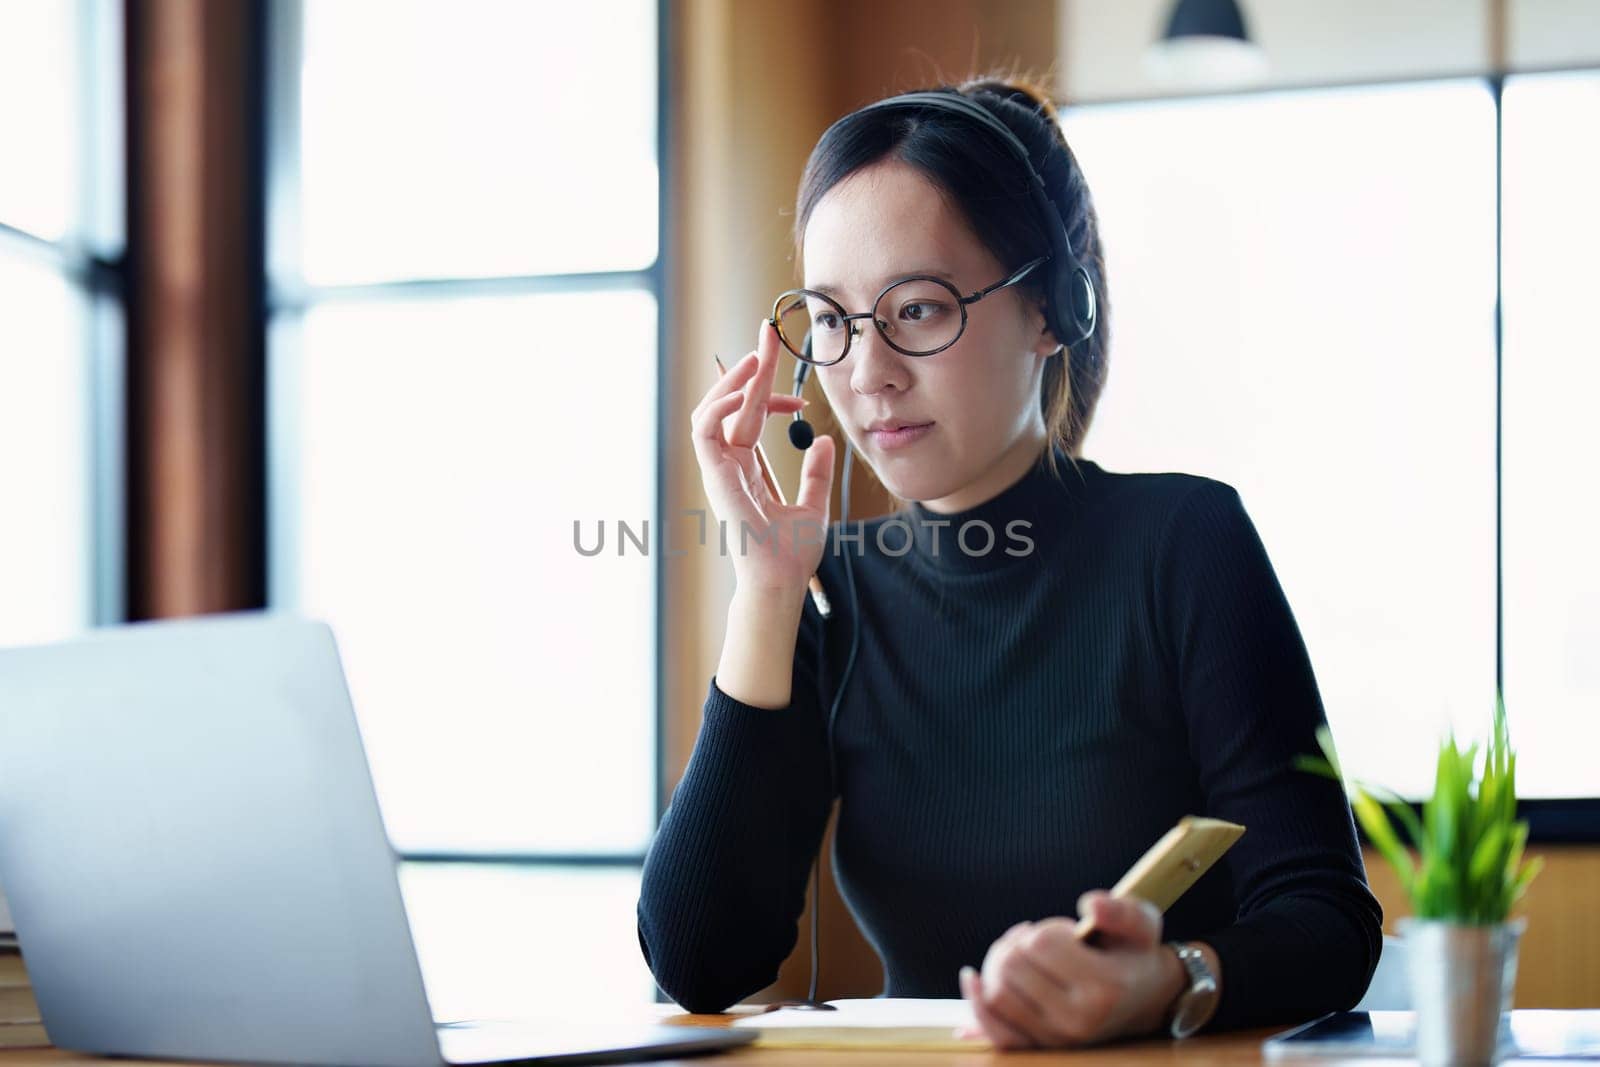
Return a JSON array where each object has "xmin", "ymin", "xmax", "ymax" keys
[{"xmin": 1264, "ymin": 1011, "xmax": 1600, "ymax": 1061}]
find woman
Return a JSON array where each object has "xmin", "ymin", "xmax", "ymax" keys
[{"xmin": 636, "ymin": 77, "xmax": 1381, "ymax": 1049}]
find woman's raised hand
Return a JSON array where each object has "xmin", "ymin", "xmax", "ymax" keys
[{"xmin": 690, "ymin": 319, "xmax": 836, "ymax": 596}]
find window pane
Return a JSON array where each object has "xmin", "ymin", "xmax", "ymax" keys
[
  {"xmin": 0, "ymin": 0, "xmax": 79, "ymax": 240},
  {"xmin": 274, "ymin": 290, "xmax": 656, "ymax": 853},
  {"xmin": 1065, "ymin": 83, "xmax": 1498, "ymax": 799},
  {"xmin": 1502, "ymin": 71, "xmax": 1600, "ymax": 799},
  {"xmin": 296, "ymin": 0, "xmax": 658, "ymax": 285},
  {"xmin": 0, "ymin": 251, "xmax": 93, "ymax": 644},
  {"xmin": 399, "ymin": 863, "xmax": 653, "ymax": 1021}
]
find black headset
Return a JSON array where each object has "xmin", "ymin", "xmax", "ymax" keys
[
  {"xmin": 785, "ymin": 88, "xmax": 1098, "ymax": 452},
  {"xmin": 764, "ymin": 89, "xmax": 1099, "ymax": 1013}
]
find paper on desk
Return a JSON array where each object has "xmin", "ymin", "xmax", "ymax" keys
[{"xmin": 730, "ymin": 997, "xmax": 992, "ymax": 1050}]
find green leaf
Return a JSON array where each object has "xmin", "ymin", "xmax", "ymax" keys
[
  {"xmin": 1431, "ymin": 735, "xmax": 1462, "ymax": 862},
  {"xmin": 1504, "ymin": 750, "xmax": 1519, "ymax": 822},
  {"xmin": 1362, "ymin": 780, "xmax": 1427, "ymax": 851},
  {"xmin": 1498, "ymin": 821, "xmax": 1531, "ymax": 919},
  {"xmin": 1467, "ymin": 821, "xmax": 1507, "ymax": 920},
  {"xmin": 1294, "ymin": 753, "xmax": 1339, "ymax": 781},
  {"xmin": 1313, "ymin": 724, "xmax": 1345, "ymax": 780},
  {"xmin": 1504, "ymin": 821, "xmax": 1529, "ymax": 884},
  {"xmin": 1385, "ymin": 795, "xmax": 1427, "ymax": 854},
  {"xmin": 1353, "ymin": 787, "xmax": 1414, "ymax": 896},
  {"xmin": 1491, "ymin": 690, "xmax": 1510, "ymax": 774},
  {"xmin": 1416, "ymin": 852, "xmax": 1446, "ymax": 918},
  {"xmin": 1507, "ymin": 854, "xmax": 1544, "ymax": 910}
]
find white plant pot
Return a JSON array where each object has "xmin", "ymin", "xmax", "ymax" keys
[{"xmin": 1398, "ymin": 916, "xmax": 1527, "ymax": 1066}]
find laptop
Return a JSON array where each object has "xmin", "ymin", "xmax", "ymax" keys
[{"xmin": 0, "ymin": 611, "xmax": 752, "ymax": 1066}]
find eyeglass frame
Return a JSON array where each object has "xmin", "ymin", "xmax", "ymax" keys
[{"xmin": 769, "ymin": 254, "xmax": 1051, "ymax": 366}]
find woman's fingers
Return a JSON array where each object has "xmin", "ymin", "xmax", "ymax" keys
[
  {"xmin": 690, "ymin": 395, "xmax": 758, "ymax": 514},
  {"xmin": 979, "ymin": 957, "xmax": 1055, "ymax": 1046},
  {"xmin": 695, "ymin": 348, "xmax": 755, "ymax": 399},
  {"xmin": 691, "ymin": 390, "xmax": 748, "ymax": 450},
  {"xmin": 1075, "ymin": 893, "xmax": 1163, "ymax": 950},
  {"xmin": 990, "ymin": 950, "xmax": 1076, "ymax": 1046},
  {"xmin": 690, "ymin": 334, "xmax": 818, "ymax": 535},
  {"xmin": 725, "ymin": 321, "xmax": 782, "ymax": 449},
  {"xmin": 691, "ymin": 351, "xmax": 758, "ymax": 431},
  {"xmin": 693, "ymin": 392, "xmax": 803, "ymax": 452},
  {"xmin": 718, "ymin": 396, "xmax": 806, "ymax": 453},
  {"xmin": 961, "ymin": 966, "xmax": 1033, "ymax": 1050},
  {"xmin": 770, "ymin": 394, "xmax": 806, "ymax": 413},
  {"xmin": 692, "ymin": 389, "xmax": 812, "ymax": 516},
  {"xmin": 793, "ymin": 433, "xmax": 834, "ymax": 517},
  {"xmin": 1017, "ymin": 918, "xmax": 1091, "ymax": 988},
  {"xmin": 969, "ymin": 922, "xmax": 1073, "ymax": 1048}
]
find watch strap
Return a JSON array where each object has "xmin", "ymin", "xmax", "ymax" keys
[{"xmin": 1163, "ymin": 941, "xmax": 1219, "ymax": 1039}]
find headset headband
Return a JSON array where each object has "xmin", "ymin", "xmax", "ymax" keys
[{"xmin": 826, "ymin": 89, "xmax": 1098, "ymax": 351}]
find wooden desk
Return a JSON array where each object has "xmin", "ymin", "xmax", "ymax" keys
[
  {"xmin": 0, "ymin": 1031, "xmax": 1281, "ymax": 1067},
  {"xmin": 4, "ymin": 1004, "xmax": 1577, "ymax": 1066},
  {"xmin": 659, "ymin": 1005, "xmax": 1287, "ymax": 1064}
]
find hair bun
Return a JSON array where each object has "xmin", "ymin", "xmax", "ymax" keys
[{"xmin": 958, "ymin": 75, "xmax": 1062, "ymax": 125}]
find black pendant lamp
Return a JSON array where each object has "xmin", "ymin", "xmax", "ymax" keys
[{"xmin": 1145, "ymin": 0, "xmax": 1268, "ymax": 87}]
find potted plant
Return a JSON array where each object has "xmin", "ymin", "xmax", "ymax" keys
[{"xmin": 1298, "ymin": 691, "xmax": 1542, "ymax": 1066}]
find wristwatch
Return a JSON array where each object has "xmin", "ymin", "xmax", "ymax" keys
[{"xmin": 1163, "ymin": 941, "xmax": 1220, "ymax": 1039}]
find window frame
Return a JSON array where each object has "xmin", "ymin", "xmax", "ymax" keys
[
  {"xmin": 1061, "ymin": 65, "xmax": 1600, "ymax": 841},
  {"xmin": 0, "ymin": 0, "xmax": 126, "ymax": 635},
  {"xmin": 262, "ymin": 0, "xmax": 669, "ymax": 867}
]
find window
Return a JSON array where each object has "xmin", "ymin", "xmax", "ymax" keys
[
  {"xmin": 1065, "ymin": 77, "xmax": 1596, "ymax": 802},
  {"xmin": 1501, "ymin": 70, "xmax": 1600, "ymax": 800},
  {"xmin": 268, "ymin": 0, "xmax": 662, "ymax": 1013},
  {"xmin": 0, "ymin": 0, "xmax": 124, "ymax": 646}
]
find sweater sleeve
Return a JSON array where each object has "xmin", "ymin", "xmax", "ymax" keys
[
  {"xmin": 635, "ymin": 600, "xmax": 836, "ymax": 1013},
  {"xmin": 1155, "ymin": 480, "xmax": 1383, "ymax": 1033}
]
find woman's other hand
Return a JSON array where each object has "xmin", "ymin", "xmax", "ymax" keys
[
  {"xmin": 690, "ymin": 318, "xmax": 835, "ymax": 597},
  {"xmin": 953, "ymin": 891, "xmax": 1188, "ymax": 1049}
]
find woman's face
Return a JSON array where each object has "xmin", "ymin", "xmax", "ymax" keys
[{"xmin": 803, "ymin": 157, "xmax": 1060, "ymax": 512}]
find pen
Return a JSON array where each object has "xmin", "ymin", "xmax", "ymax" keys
[{"xmin": 713, "ymin": 354, "xmax": 832, "ymax": 620}]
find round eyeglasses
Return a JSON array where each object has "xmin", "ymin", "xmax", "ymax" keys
[{"xmin": 770, "ymin": 255, "xmax": 1049, "ymax": 366}]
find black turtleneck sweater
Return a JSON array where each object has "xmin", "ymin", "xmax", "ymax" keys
[{"xmin": 636, "ymin": 446, "xmax": 1382, "ymax": 1032}]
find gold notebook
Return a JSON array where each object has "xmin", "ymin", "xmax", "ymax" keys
[{"xmin": 730, "ymin": 997, "xmax": 988, "ymax": 1050}]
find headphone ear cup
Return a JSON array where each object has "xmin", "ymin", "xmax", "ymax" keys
[
  {"xmin": 1070, "ymin": 267, "xmax": 1096, "ymax": 341},
  {"xmin": 1049, "ymin": 265, "xmax": 1096, "ymax": 349}
]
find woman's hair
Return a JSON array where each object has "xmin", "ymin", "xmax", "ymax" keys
[{"xmin": 793, "ymin": 74, "xmax": 1111, "ymax": 464}]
